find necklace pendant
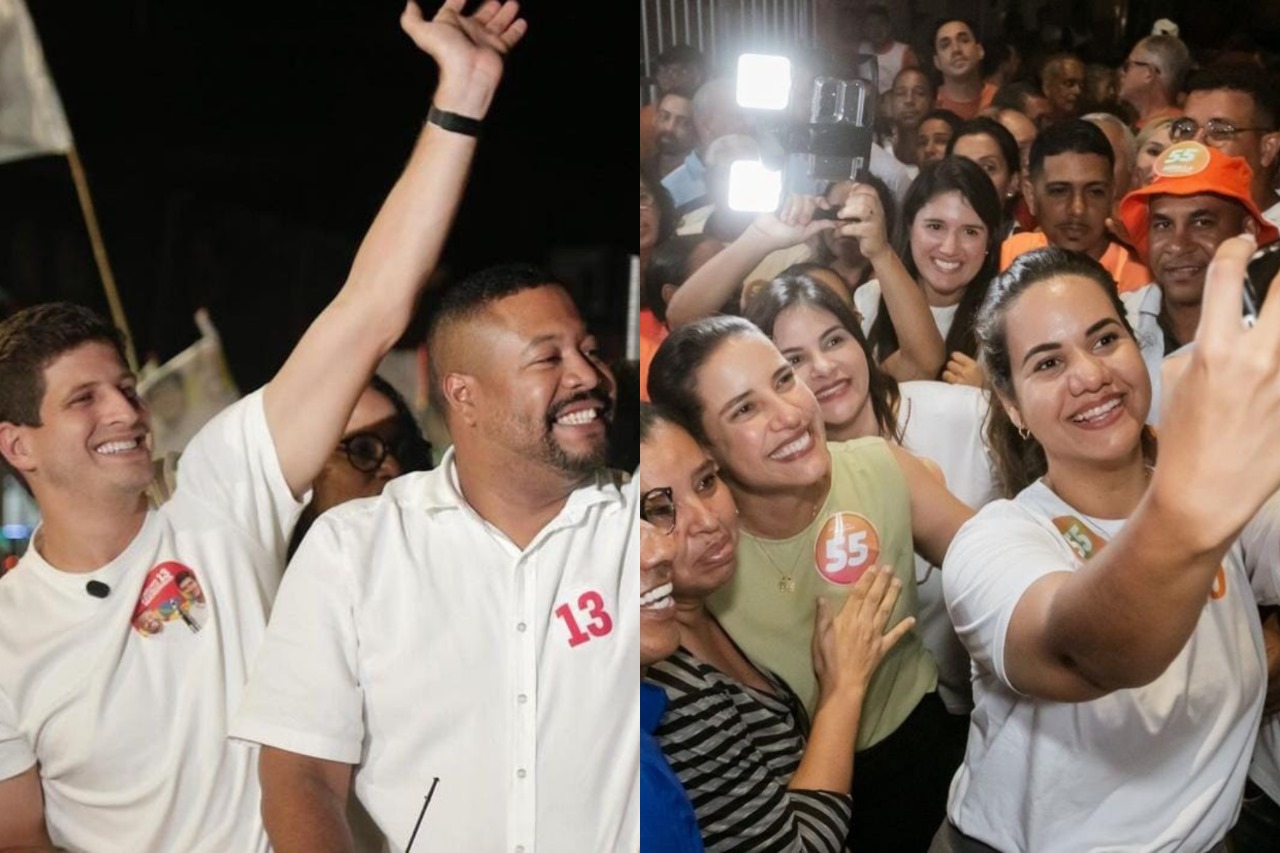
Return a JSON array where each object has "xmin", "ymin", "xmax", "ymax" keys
[{"xmin": 778, "ymin": 576, "xmax": 796, "ymax": 593}]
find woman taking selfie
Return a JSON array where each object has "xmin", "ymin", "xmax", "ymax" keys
[{"xmin": 936, "ymin": 243, "xmax": 1280, "ymax": 851}]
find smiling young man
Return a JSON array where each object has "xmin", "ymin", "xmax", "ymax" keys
[
  {"xmin": 1115, "ymin": 141, "xmax": 1280, "ymax": 422},
  {"xmin": 1000, "ymin": 119, "xmax": 1152, "ymax": 293},
  {"xmin": 231, "ymin": 265, "xmax": 638, "ymax": 853},
  {"xmin": 0, "ymin": 1, "xmax": 525, "ymax": 850}
]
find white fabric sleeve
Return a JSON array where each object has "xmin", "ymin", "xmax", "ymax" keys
[
  {"xmin": 852, "ymin": 279, "xmax": 881, "ymax": 338},
  {"xmin": 943, "ymin": 503, "xmax": 1075, "ymax": 690},
  {"xmin": 1239, "ymin": 491, "xmax": 1280, "ymax": 606},
  {"xmin": 176, "ymin": 388, "xmax": 305, "ymax": 565},
  {"xmin": 229, "ymin": 513, "xmax": 364, "ymax": 763},
  {"xmin": 0, "ymin": 688, "xmax": 35, "ymax": 781}
]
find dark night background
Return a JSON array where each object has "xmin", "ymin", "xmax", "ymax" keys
[{"xmin": 7, "ymin": 0, "xmax": 629, "ymax": 391}]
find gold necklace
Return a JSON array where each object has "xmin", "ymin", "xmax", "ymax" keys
[{"xmin": 745, "ymin": 500, "xmax": 822, "ymax": 593}]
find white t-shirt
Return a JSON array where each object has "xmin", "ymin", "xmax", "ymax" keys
[
  {"xmin": 854, "ymin": 279, "xmax": 960, "ymax": 348},
  {"xmin": 943, "ymin": 479, "xmax": 1277, "ymax": 852},
  {"xmin": 1243, "ymin": 492, "xmax": 1280, "ymax": 806},
  {"xmin": 857, "ymin": 40, "xmax": 912, "ymax": 94},
  {"xmin": 897, "ymin": 381, "xmax": 995, "ymax": 713},
  {"xmin": 231, "ymin": 450, "xmax": 639, "ymax": 853},
  {"xmin": 1120, "ymin": 282, "xmax": 1165, "ymax": 425},
  {"xmin": 0, "ymin": 390, "xmax": 301, "ymax": 853}
]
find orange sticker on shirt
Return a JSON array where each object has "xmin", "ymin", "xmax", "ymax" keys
[
  {"xmin": 1052, "ymin": 515, "xmax": 1226, "ymax": 601},
  {"xmin": 813, "ymin": 512, "xmax": 880, "ymax": 586},
  {"xmin": 1153, "ymin": 141, "xmax": 1211, "ymax": 178}
]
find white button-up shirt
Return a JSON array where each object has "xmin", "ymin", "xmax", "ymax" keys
[{"xmin": 231, "ymin": 449, "xmax": 639, "ymax": 853}]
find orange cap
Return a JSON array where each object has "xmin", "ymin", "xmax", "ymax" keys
[{"xmin": 1119, "ymin": 141, "xmax": 1280, "ymax": 262}]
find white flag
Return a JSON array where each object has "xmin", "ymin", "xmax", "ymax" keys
[{"xmin": 0, "ymin": 0, "xmax": 71, "ymax": 164}]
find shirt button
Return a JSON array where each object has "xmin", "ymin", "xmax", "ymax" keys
[
  {"xmin": 517, "ymin": 768, "xmax": 527, "ymax": 779},
  {"xmin": 517, "ymin": 693, "xmax": 528, "ymax": 704},
  {"xmin": 516, "ymin": 622, "xmax": 527, "ymax": 633}
]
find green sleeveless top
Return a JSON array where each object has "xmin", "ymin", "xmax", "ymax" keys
[{"xmin": 709, "ymin": 436, "xmax": 937, "ymax": 750}]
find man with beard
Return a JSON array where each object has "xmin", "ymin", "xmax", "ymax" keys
[
  {"xmin": 232, "ymin": 264, "xmax": 639, "ymax": 852},
  {"xmin": 1000, "ymin": 119, "xmax": 1152, "ymax": 293},
  {"xmin": 1116, "ymin": 141, "xmax": 1279, "ymax": 420},
  {"xmin": 651, "ymin": 90, "xmax": 697, "ymax": 178},
  {"xmin": 932, "ymin": 19, "xmax": 995, "ymax": 120}
]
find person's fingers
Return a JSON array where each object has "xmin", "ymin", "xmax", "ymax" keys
[
  {"xmin": 485, "ymin": 0, "xmax": 520, "ymax": 32},
  {"xmin": 881, "ymin": 614, "xmax": 917, "ymax": 651},
  {"xmin": 401, "ymin": 0, "xmax": 429, "ymax": 31},
  {"xmin": 1197, "ymin": 234, "xmax": 1255, "ymax": 346},
  {"xmin": 868, "ymin": 569, "xmax": 900, "ymax": 633},
  {"xmin": 942, "ymin": 370, "xmax": 958, "ymax": 384},
  {"xmin": 498, "ymin": 17, "xmax": 527, "ymax": 49},
  {"xmin": 470, "ymin": 0, "xmax": 502, "ymax": 25}
]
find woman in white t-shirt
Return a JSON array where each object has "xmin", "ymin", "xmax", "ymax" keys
[
  {"xmin": 858, "ymin": 157, "xmax": 1003, "ymax": 389},
  {"xmin": 935, "ymin": 243, "xmax": 1280, "ymax": 852},
  {"xmin": 744, "ymin": 271, "xmax": 996, "ymax": 714}
]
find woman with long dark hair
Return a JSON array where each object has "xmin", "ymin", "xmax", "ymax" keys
[
  {"xmin": 648, "ymin": 315, "xmax": 974, "ymax": 851},
  {"xmin": 745, "ymin": 271, "xmax": 995, "ymax": 714},
  {"xmin": 936, "ymin": 242, "xmax": 1280, "ymax": 850},
  {"xmin": 859, "ymin": 157, "xmax": 1003, "ymax": 387}
]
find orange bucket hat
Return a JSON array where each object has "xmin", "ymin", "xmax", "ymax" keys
[{"xmin": 1119, "ymin": 141, "xmax": 1280, "ymax": 262}]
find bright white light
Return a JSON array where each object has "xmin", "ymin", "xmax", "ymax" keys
[
  {"xmin": 736, "ymin": 54, "xmax": 791, "ymax": 110},
  {"xmin": 727, "ymin": 160, "xmax": 782, "ymax": 213}
]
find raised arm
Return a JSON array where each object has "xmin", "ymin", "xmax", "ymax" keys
[
  {"xmin": 1003, "ymin": 235, "xmax": 1280, "ymax": 700},
  {"xmin": 664, "ymin": 195, "xmax": 833, "ymax": 329},
  {"xmin": 0, "ymin": 766, "xmax": 56, "ymax": 852},
  {"xmin": 888, "ymin": 443, "xmax": 974, "ymax": 567},
  {"xmin": 263, "ymin": 0, "xmax": 526, "ymax": 497},
  {"xmin": 259, "ymin": 749, "xmax": 354, "ymax": 853},
  {"xmin": 837, "ymin": 187, "xmax": 945, "ymax": 380}
]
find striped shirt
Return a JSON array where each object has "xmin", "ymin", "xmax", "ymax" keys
[{"xmin": 646, "ymin": 647, "xmax": 852, "ymax": 852}]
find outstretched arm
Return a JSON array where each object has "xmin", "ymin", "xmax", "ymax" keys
[{"xmin": 264, "ymin": 0, "xmax": 526, "ymax": 498}]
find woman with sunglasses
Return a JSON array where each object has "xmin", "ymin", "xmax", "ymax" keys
[
  {"xmin": 649, "ymin": 316, "xmax": 974, "ymax": 851},
  {"xmin": 745, "ymin": 271, "xmax": 995, "ymax": 715},
  {"xmin": 287, "ymin": 375, "xmax": 433, "ymax": 557},
  {"xmin": 935, "ymin": 242, "xmax": 1280, "ymax": 851},
  {"xmin": 640, "ymin": 403, "xmax": 912, "ymax": 852}
]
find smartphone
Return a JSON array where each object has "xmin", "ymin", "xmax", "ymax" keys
[{"xmin": 1244, "ymin": 240, "xmax": 1280, "ymax": 324}]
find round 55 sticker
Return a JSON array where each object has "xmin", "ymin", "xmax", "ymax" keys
[{"xmin": 813, "ymin": 512, "xmax": 880, "ymax": 585}]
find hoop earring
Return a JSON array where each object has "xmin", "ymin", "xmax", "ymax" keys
[{"xmin": 1018, "ymin": 425, "xmax": 1030, "ymax": 441}]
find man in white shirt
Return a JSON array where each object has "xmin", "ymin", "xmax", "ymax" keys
[
  {"xmin": 0, "ymin": 2, "xmax": 526, "ymax": 850},
  {"xmin": 231, "ymin": 265, "xmax": 639, "ymax": 853}
]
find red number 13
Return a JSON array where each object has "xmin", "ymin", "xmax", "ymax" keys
[{"xmin": 554, "ymin": 591, "xmax": 614, "ymax": 647}]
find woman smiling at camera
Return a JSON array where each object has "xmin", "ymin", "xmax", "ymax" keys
[
  {"xmin": 934, "ymin": 244, "xmax": 1280, "ymax": 852},
  {"xmin": 649, "ymin": 316, "xmax": 974, "ymax": 852},
  {"xmin": 640, "ymin": 404, "xmax": 912, "ymax": 852}
]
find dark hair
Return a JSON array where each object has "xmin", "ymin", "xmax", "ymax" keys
[
  {"xmin": 976, "ymin": 247, "xmax": 1156, "ymax": 497},
  {"xmin": 991, "ymin": 80, "xmax": 1045, "ymax": 115},
  {"xmin": 1027, "ymin": 118, "xmax": 1114, "ymax": 182},
  {"xmin": 425, "ymin": 263, "xmax": 565, "ymax": 412},
  {"xmin": 743, "ymin": 271, "xmax": 903, "ymax": 441},
  {"xmin": 369, "ymin": 374, "xmax": 433, "ymax": 474},
  {"xmin": 640, "ymin": 163, "xmax": 677, "ymax": 250},
  {"xmin": 648, "ymin": 315, "xmax": 767, "ymax": 445},
  {"xmin": 1183, "ymin": 63, "xmax": 1280, "ymax": 128},
  {"xmin": 931, "ymin": 17, "xmax": 980, "ymax": 53},
  {"xmin": 864, "ymin": 4, "xmax": 890, "ymax": 22},
  {"xmin": 810, "ymin": 172, "xmax": 898, "ymax": 278},
  {"xmin": 917, "ymin": 108, "xmax": 963, "ymax": 138},
  {"xmin": 639, "ymin": 400, "xmax": 680, "ymax": 444},
  {"xmin": 656, "ymin": 44, "xmax": 704, "ymax": 70},
  {"xmin": 866, "ymin": 157, "xmax": 1003, "ymax": 369},
  {"xmin": 174, "ymin": 569, "xmax": 195, "ymax": 586},
  {"xmin": 0, "ymin": 302, "xmax": 129, "ymax": 427},
  {"xmin": 947, "ymin": 116, "xmax": 1021, "ymax": 179},
  {"xmin": 644, "ymin": 234, "xmax": 719, "ymax": 325}
]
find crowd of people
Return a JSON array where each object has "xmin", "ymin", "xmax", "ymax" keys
[{"xmin": 641, "ymin": 9, "xmax": 1280, "ymax": 853}]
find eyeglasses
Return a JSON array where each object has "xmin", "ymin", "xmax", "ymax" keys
[
  {"xmin": 641, "ymin": 486, "xmax": 676, "ymax": 535},
  {"xmin": 1121, "ymin": 59, "xmax": 1158, "ymax": 74},
  {"xmin": 1170, "ymin": 117, "xmax": 1273, "ymax": 145},
  {"xmin": 639, "ymin": 190, "xmax": 656, "ymax": 209},
  {"xmin": 338, "ymin": 431, "xmax": 404, "ymax": 473}
]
